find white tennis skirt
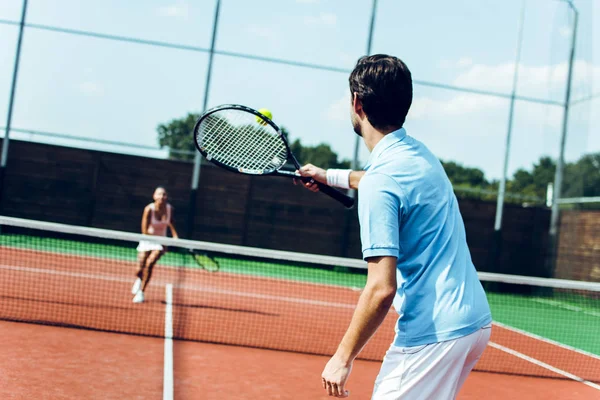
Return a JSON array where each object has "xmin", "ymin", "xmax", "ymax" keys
[{"xmin": 136, "ymin": 240, "xmax": 164, "ymax": 252}]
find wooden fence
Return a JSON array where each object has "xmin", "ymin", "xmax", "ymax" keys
[{"xmin": 3, "ymin": 138, "xmax": 590, "ymax": 279}]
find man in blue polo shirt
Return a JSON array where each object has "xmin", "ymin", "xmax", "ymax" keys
[{"xmin": 298, "ymin": 55, "xmax": 492, "ymax": 399}]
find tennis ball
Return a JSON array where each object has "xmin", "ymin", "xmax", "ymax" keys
[{"xmin": 256, "ymin": 108, "xmax": 272, "ymax": 126}]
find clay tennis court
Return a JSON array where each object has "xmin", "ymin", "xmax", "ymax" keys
[{"xmin": 1, "ymin": 237, "xmax": 599, "ymax": 399}]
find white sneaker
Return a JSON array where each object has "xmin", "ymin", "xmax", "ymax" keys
[
  {"xmin": 132, "ymin": 290, "xmax": 145, "ymax": 303},
  {"xmin": 131, "ymin": 278, "xmax": 142, "ymax": 295}
]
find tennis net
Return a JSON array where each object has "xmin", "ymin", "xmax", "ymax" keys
[{"xmin": 0, "ymin": 216, "xmax": 599, "ymax": 383}]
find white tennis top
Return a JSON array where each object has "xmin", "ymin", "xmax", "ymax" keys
[{"xmin": 146, "ymin": 203, "xmax": 172, "ymax": 237}]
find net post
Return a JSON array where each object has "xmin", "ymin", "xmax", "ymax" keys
[
  {"xmin": 0, "ymin": 165, "xmax": 5, "ymax": 216},
  {"xmin": 187, "ymin": 0, "xmax": 221, "ymax": 239},
  {"xmin": 491, "ymin": 1, "xmax": 525, "ymax": 274},
  {"xmin": 547, "ymin": 0, "xmax": 578, "ymax": 278},
  {"xmin": 0, "ymin": 0, "xmax": 28, "ymax": 212}
]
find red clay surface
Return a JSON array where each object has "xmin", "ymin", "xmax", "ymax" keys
[
  {"xmin": 479, "ymin": 326, "xmax": 600, "ymax": 382},
  {"xmin": 1, "ymin": 321, "xmax": 599, "ymax": 399},
  {"xmin": 1, "ymin": 246, "xmax": 600, "ymax": 398},
  {"xmin": 174, "ymin": 340, "xmax": 600, "ymax": 400},
  {"xmin": 0, "ymin": 321, "xmax": 163, "ymax": 399}
]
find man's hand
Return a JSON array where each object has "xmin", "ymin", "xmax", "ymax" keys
[
  {"xmin": 322, "ymin": 355, "xmax": 352, "ymax": 398},
  {"xmin": 294, "ymin": 163, "xmax": 327, "ymax": 192}
]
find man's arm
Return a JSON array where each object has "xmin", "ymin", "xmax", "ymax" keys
[
  {"xmin": 348, "ymin": 171, "xmax": 365, "ymax": 190},
  {"xmin": 334, "ymin": 255, "xmax": 396, "ymax": 359},
  {"xmin": 321, "ymin": 256, "xmax": 397, "ymax": 397},
  {"xmin": 296, "ymin": 164, "xmax": 365, "ymax": 191}
]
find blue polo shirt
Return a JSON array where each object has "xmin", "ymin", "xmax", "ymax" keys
[{"xmin": 358, "ymin": 128, "xmax": 492, "ymax": 347}]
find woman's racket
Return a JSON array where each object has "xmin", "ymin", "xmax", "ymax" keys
[
  {"xmin": 193, "ymin": 104, "xmax": 355, "ymax": 208},
  {"xmin": 188, "ymin": 249, "xmax": 220, "ymax": 272}
]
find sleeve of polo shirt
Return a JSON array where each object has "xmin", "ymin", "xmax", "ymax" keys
[{"xmin": 358, "ymin": 172, "xmax": 403, "ymax": 260}]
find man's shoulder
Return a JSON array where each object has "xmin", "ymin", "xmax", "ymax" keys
[
  {"xmin": 358, "ymin": 171, "xmax": 406, "ymax": 208},
  {"xmin": 360, "ymin": 170, "xmax": 398, "ymax": 189}
]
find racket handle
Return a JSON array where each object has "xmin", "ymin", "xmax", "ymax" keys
[
  {"xmin": 276, "ymin": 170, "xmax": 355, "ymax": 208},
  {"xmin": 315, "ymin": 181, "xmax": 355, "ymax": 208}
]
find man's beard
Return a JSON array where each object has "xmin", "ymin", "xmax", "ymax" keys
[{"xmin": 351, "ymin": 115, "xmax": 362, "ymax": 137}]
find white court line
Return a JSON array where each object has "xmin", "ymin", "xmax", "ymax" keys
[
  {"xmin": 488, "ymin": 341, "xmax": 600, "ymax": 391},
  {"xmin": 492, "ymin": 321, "xmax": 600, "ymax": 361},
  {"xmin": 0, "ymin": 264, "xmax": 356, "ymax": 309},
  {"xmin": 172, "ymin": 281, "xmax": 356, "ymax": 309},
  {"xmin": 163, "ymin": 284, "xmax": 174, "ymax": 400},
  {"xmin": 531, "ymin": 298, "xmax": 600, "ymax": 318},
  {"xmin": 0, "ymin": 264, "xmax": 132, "ymax": 283},
  {"xmin": 3, "ymin": 263, "xmax": 600, "ymax": 389},
  {"xmin": 0, "ymin": 242, "xmax": 367, "ymax": 293}
]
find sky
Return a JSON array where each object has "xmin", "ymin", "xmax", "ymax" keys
[{"xmin": 0, "ymin": 0, "xmax": 598, "ymax": 182}]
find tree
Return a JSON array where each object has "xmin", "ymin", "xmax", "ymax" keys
[
  {"xmin": 157, "ymin": 114, "xmax": 351, "ymax": 169},
  {"xmin": 507, "ymin": 156, "xmax": 555, "ymax": 200},
  {"xmin": 440, "ymin": 160, "xmax": 488, "ymax": 187},
  {"xmin": 157, "ymin": 112, "xmax": 600, "ymax": 201},
  {"xmin": 157, "ymin": 113, "xmax": 200, "ymax": 161},
  {"xmin": 563, "ymin": 152, "xmax": 600, "ymax": 198},
  {"xmin": 289, "ymin": 140, "xmax": 351, "ymax": 169}
]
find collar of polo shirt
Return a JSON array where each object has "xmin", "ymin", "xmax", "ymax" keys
[{"xmin": 364, "ymin": 128, "xmax": 407, "ymax": 170}]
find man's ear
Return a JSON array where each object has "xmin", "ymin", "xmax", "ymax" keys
[{"xmin": 352, "ymin": 92, "xmax": 364, "ymax": 117}]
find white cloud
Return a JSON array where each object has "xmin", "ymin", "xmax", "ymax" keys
[
  {"xmin": 246, "ymin": 24, "xmax": 280, "ymax": 45},
  {"xmin": 326, "ymin": 93, "xmax": 351, "ymax": 123},
  {"xmin": 452, "ymin": 60, "xmax": 600, "ymax": 96},
  {"xmin": 559, "ymin": 26, "xmax": 572, "ymax": 37},
  {"xmin": 304, "ymin": 12, "xmax": 337, "ymax": 26},
  {"xmin": 409, "ymin": 94, "xmax": 504, "ymax": 120},
  {"xmin": 78, "ymin": 82, "xmax": 104, "ymax": 96},
  {"xmin": 453, "ymin": 63, "xmax": 516, "ymax": 92},
  {"xmin": 409, "ymin": 92, "xmax": 565, "ymax": 130},
  {"xmin": 439, "ymin": 60, "xmax": 452, "ymax": 69},
  {"xmin": 456, "ymin": 57, "xmax": 473, "ymax": 68},
  {"xmin": 439, "ymin": 57, "xmax": 474, "ymax": 69},
  {"xmin": 328, "ymin": 86, "xmax": 550, "ymax": 126},
  {"xmin": 338, "ymin": 52, "xmax": 357, "ymax": 66},
  {"xmin": 156, "ymin": 3, "xmax": 189, "ymax": 18}
]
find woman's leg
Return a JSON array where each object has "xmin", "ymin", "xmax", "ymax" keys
[
  {"xmin": 132, "ymin": 252, "xmax": 150, "ymax": 295},
  {"xmin": 141, "ymin": 250, "xmax": 165, "ymax": 292},
  {"xmin": 136, "ymin": 251, "xmax": 150, "ymax": 279}
]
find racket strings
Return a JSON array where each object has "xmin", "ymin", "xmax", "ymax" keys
[
  {"xmin": 197, "ymin": 110, "xmax": 287, "ymax": 172},
  {"xmin": 204, "ymin": 118, "xmax": 265, "ymax": 168},
  {"xmin": 237, "ymin": 122, "xmax": 285, "ymax": 170},
  {"xmin": 200, "ymin": 116, "xmax": 243, "ymax": 164},
  {"xmin": 227, "ymin": 116, "xmax": 283, "ymax": 170},
  {"xmin": 201, "ymin": 116, "xmax": 237, "ymax": 154}
]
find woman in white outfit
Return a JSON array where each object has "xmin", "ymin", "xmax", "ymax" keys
[{"xmin": 132, "ymin": 186, "xmax": 179, "ymax": 303}]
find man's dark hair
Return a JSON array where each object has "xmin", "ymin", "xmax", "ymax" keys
[{"xmin": 349, "ymin": 54, "xmax": 413, "ymax": 130}]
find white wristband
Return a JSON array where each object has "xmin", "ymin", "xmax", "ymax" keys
[{"xmin": 326, "ymin": 169, "xmax": 352, "ymax": 189}]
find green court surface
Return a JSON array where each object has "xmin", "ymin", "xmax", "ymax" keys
[
  {"xmin": 2, "ymin": 233, "xmax": 599, "ymax": 357},
  {"xmin": 486, "ymin": 292, "xmax": 600, "ymax": 356},
  {"xmin": 0, "ymin": 234, "xmax": 369, "ymax": 287}
]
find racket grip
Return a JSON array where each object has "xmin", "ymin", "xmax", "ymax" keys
[{"xmin": 315, "ymin": 181, "xmax": 355, "ymax": 208}]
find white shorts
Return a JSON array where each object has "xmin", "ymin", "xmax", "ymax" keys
[
  {"xmin": 136, "ymin": 240, "xmax": 164, "ymax": 252},
  {"xmin": 372, "ymin": 325, "xmax": 491, "ymax": 400}
]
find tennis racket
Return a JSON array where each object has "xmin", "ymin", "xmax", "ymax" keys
[
  {"xmin": 192, "ymin": 104, "xmax": 355, "ymax": 208},
  {"xmin": 188, "ymin": 249, "xmax": 220, "ymax": 272}
]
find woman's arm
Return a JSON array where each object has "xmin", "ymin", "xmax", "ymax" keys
[
  {"xmin": 168, "ymin": 207, "xmax": 179, "ymax": 239},
  {"xmin": 141, "ymin": 206, "xmax": 151, "ymax": 235}
]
